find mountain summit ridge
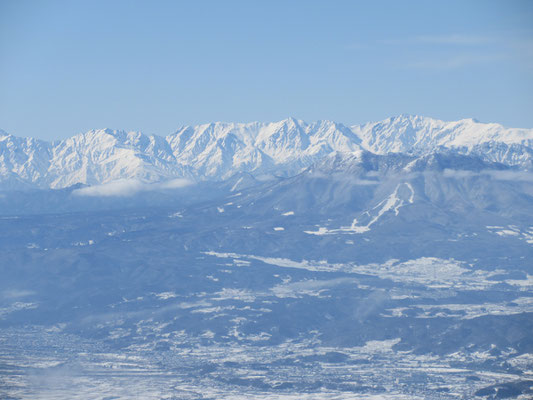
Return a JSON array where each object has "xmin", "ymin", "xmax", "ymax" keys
[{"xmin": 1, "ymin": 115, "xmax": 532, "ymax": 189}]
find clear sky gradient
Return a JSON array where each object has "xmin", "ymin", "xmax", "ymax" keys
[{"xmin": 1, "ymin": 0, "xmax": 532, "ymax": 140}]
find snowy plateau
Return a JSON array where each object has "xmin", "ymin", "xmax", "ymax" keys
[{"xmin": 0, "ymin": 115, "xmax": 533, "ymax": 399}]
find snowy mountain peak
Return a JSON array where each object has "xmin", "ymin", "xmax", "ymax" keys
[
  {"xmin": 0, "ymin": 116, "xmax": 531, "ymax": 189},
  {"xmin": 353, "ymin": 115, "xmax": 533, "ymax": 168},
  {"xmin": 74, "ymin": 128, "xmax": 148, "ymax": 144}
]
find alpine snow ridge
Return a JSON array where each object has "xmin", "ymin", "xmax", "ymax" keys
[{"xmin": 0, "ymin": 115, "xmax": 532, "ymax": 189}]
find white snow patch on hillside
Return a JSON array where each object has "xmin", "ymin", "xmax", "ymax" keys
[
  {"xmin": 204, "ymin": 252, "xmax": 500, "ymax": 290},
  {"xmin": 486, "ymin": 225, "xmax": 533, "ymax": 244},
  {"xmin": 384, "ymin": 297, "xmax": 533, "ymax": 320},
  {"xmin": 305, "ymin": 183, "xmax": 414, "ymax": 235},
  {"xmin": 155, "ymin": 292, "xmax": 178, "ymax": 300},
  {"xmin": 271, "ymin": 278, "xmax": 358, "ymax": 299}
]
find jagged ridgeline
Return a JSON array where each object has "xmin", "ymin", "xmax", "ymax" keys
[{"xmin": 0, "ymin": 115, "xmax": 531, "ymax": 190}]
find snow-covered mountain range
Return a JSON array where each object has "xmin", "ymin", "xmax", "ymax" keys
[
  {"xmin": 1, "ymin": 115, "xmax": 532, "ymax": 189},
  {"xmin": 2, "ymin": 116, "xmax": 533, "ymax": 399}
]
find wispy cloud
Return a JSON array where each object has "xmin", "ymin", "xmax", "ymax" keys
[
  {"xmin": 372, "ymin": 33, "xmax": 510, "ymax": 70},
  {"xmin": 406, "ymin": 53, "xmax": 506, "ymax": 70},
  {"xmin": 72, "ymin": 178, "xmax": 193, "ymax": 197},
  {"xmin": 443, "ymin": 169, "xmax": 478, "ymax": 179},
  {"xmin": 380, "ymin": 34, "xmax": 493, "ymax": 46},
  {"xmin": 2, "ymin": 289, "xmax": 35, "ymax": 299},
  {"xmin": 412, "ymin": 34, "xmax": 492, "ymax": 45},
  {"xmin": 443, "ymin": 169, "xmax": 533, "ymax": 182},
  {"xmin": 380, "ymin": 32, "xmax": 533, "ymax": 70},
  {"xmin": 488, "ymin": 170, "xmax": 533, "ymax": 182}
]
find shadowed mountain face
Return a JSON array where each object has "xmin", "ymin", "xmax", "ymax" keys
[{"xmin": 1, "ymin": 120, "xmax": 532, "ymax": 399}]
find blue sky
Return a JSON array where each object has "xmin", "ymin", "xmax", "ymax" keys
[{"xmin": 1, "ymin": 0, "xmax": 532, "ymax": 140}]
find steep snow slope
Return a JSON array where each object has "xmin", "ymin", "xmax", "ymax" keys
[
  {"xmin": 47, "ymin": 129, "xmax": 190, "ymax": 188},
  {"xmin": 165, "ymin": 118, "xmax": 361, "ymax": 179},
  {"xmin": 352, "ymin": 114, "xmax": 533, "ymax": 167},
  {"xmin": 0, "ymin": 119, "xmax": 362, "ymax": 188},
  {"xmin": 0, "ymin": 116, "xmax": 532, "ymax": 189},
  {"xmin": 0, "ymin": 131, "xmax": 53, "ymax": 189},
  {"xmin": 0, "ymin": 129, "xmax": 193, "ymax": 189}
]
